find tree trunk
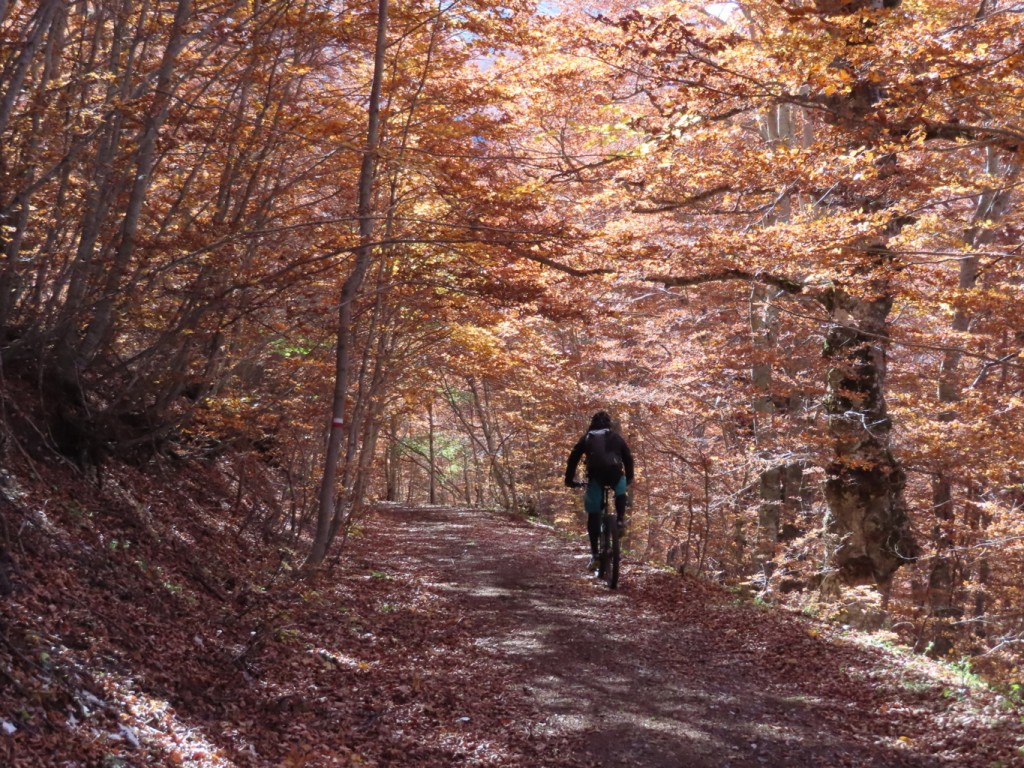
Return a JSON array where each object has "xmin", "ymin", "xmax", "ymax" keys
[
  {"xmin": 468, "ymin": 377, "xmax": 513, "ymax": 509},
  {"xmin": 751, "ymin": 281, "xmax": 782, "ymax": 569},
  {"xmin": 0, "ymin": 0, "xmax": 62, "ymax": 137},
  {"xmin": 78, "ymin": 0, "xmax": 194, "ymax": 366},
  {"xmin": 428, "ymin": 401, "xmax": 437, "ymax": 505},
  {"xmin": 927, "ymin": 473, "xmax": 956, "ymax": 615},
  {"xmin": 928, "ymin": 151, "xmax": 1018, "ymax": 614},
  {"xmin": 822, "ymin": 287, "xmax": 915, "ymax": 585},
  {"xmin": 308, "ymin": 0, "xmax": 389, "ymax": 567},
  {"xmin": 385, "ymin": 415, "xmax": 401, "ymax": 502},
  {"xmin": 750, "ymin": 102, "xmax": 796, "ymax": 572}
]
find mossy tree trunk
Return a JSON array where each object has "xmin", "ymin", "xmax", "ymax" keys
[{"xmin": 821, "ymin": 287, "xmax": 916, "ymax": 586}]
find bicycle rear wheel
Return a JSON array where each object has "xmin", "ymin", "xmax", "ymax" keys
[
  {"xmin": 607, "ymin": 515, "xmax": 620, "ymax": 590},
  {"xmin": 597, "ymin": 517, "xmax": 610, "ymax": 580}
]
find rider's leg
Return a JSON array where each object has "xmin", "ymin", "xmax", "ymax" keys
[
  {"xmin": 586, "ymin": 514, "xmax": 601, "ymax": 558},
  {"xmin": 613, "ymin": 476, "xmax": 628, "ymax": 524}
]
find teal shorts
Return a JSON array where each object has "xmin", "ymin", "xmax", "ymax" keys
[{"xmin": 584, "ymin": 476, "xmax": 627, "ymax": 516}]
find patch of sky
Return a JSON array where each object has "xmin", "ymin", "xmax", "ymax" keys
[
  {"xmin": 706, "ymin": 2, "xmax": 738, "ymax": 20},
  {"xmin": 574, "ymin": 1, "xmax": 737, "ymax": 19}
]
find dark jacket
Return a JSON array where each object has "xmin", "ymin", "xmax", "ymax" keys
[{"xmin": 564, "ymin": 428, "xmax": 634, "ymax": 487}]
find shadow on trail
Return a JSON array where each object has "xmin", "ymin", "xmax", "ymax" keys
[{"xmin": 375, "ymin": 506, "xmax": 944, "ymax": 768}]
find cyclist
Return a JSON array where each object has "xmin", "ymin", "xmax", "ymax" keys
[{"xmin": 564, "ymin": 411, "xmax": 634, "ymax": 572}]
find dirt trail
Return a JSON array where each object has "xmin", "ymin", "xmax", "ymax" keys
[
  {"xmin": 365, "ymin": 505, "xmax": 1018, "ymax": 768},
  {"xmin": 4, "ymin": 485, "xmax": 1021, "ymax": 767}
]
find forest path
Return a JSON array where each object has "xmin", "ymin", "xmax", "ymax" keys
[{"xmin": 363, "ymin": 505, "xmax": 1016, "ymax": 768}]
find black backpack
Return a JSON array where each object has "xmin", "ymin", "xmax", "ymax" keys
[{"xmin": 585, "ymin": 429, "xmax": 624, "ymax": 486}]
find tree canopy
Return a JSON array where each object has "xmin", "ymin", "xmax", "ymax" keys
[{"xmin": 2, "ymin": 0, "xmax": 1023, "ymax": 678}]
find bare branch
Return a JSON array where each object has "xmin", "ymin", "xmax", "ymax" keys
[
  {"xmin": 500, "ymin": 243, "xmax": 615, "ymax": 277},
  {"xmin": 633, "ymin": 183, "xmax": 732, "ymax": 214},
  {"xmin": 647, "ymin": 268, "xmax": 804, "ymax": 294}
]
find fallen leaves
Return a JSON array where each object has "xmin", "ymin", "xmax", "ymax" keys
[{"xmin": 2, "ymin": 453, "xmax": 1024, "ymax": 767}]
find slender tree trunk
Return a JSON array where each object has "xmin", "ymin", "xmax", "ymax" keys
[
  {"xmin": 386, "ymin": 415, "xmax": 400, "ymax": 502},
  {"xmin": 308, "ymin": 0, "xmax": 389, "ymax": 566},
  {"xmin": 697, "ymin": 455, "xmax": 712, "ymax": 575},
  {"xmin": 77, "ymin": 0, "xmax": 193, "ymax": 366},
  {"xmin": 751, "ymin": 281, "xmax": 782, "ymax": 569},
  {"xmin": 428, "ymin": 401, "xmax": 437, "ymax": 505},
  {"xmin": 927, "ymin": 473, "xmax": 956, "ymax": 615},
  {"xmin": 928, "ymin": 151, "xmax": 1019, "ymax": 614},
  {"xmin": 751, "ymin": 103, "xmax": 795, "ymax": 572},
  {"xmin": 467, "ymin": 377, "xmax": 512, "ymax": 508},
  {"xmin": 0, "ymin": 0, "xmax": 62, "ymax": 137},
  {"xmin": 0, "ymin": 0, "xmax": 68, "ymax": 328},
  {"xmin": 682, "ymin": 497, "xmax": 694, "ymax": 575}
]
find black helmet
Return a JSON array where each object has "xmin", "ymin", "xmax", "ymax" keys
[{"xmin": 589, "ymin": 411, "xmax": 612, "ymax": 430}]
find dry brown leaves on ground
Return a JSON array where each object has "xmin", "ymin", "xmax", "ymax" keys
[{"xmin": 1, "ymin": 460, "xmax": 1023, "ymax": 766}]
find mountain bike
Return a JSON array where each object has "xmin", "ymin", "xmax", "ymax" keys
[
  {"xmin": 571, "ymin": 480, "xmax": 623, "ymax": 589},
  {"xmin": 597, "ymin": 485, "xmax": 621, "ymax": 590}
]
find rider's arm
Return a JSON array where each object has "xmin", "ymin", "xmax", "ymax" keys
[
  {"xmin": 621, "ymin": 438, "xmax": 635, "ymax": 485},
  {"xmin": 564, "ymin": 436, "xmax": 587, "ymax": 486}
]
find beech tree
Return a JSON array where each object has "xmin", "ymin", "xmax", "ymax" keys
[
  {"xmin": 4, "ymin": 0, "xmax": 1024, "ymax": 678},
  {"xmin": 572, "ymin": 0, "xmax": 1023, "ymax": 592},
  {"xmin": 0, "ymin": 0, "xmax": 370, "ymax": 456}
]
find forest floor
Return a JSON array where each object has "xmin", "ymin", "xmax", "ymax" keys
[{"xmin": 3, "ymin": 466, "xmax": 1024, "ymax": 767}]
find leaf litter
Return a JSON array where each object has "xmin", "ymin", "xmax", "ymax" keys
[{"xmin": 1, "ymin": 461, "xmax": 1022, "ymax": 767}]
